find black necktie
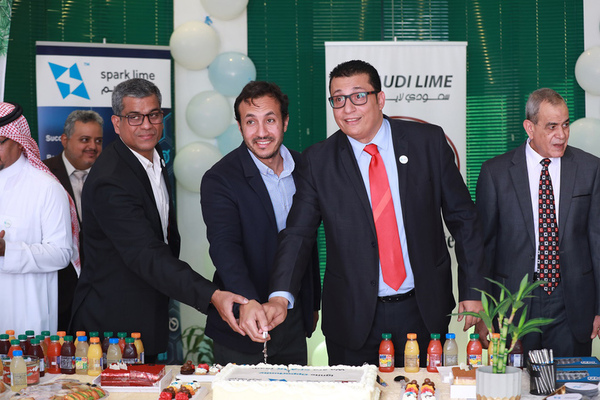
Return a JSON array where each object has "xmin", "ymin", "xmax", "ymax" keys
[{"xmin": 538, "ymin": 158, "xmax": 560, "ymax": 294}]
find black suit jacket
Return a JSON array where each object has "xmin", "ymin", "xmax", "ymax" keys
[
  {"xmin": 44, "ymin": 153, "xmax": 80, "ymax": 330},
  {"xmin": 270, "ymin": 117, "xmax": 488, "ymax": 350},
  {"xmin": 200, "ymin": 143, "xmax": 321, "ymax": 353},
  {"xmin": 70, "ymin": 139, "xmax": 218, "ymax": 356},
  {"xmin": 476, "ymin": 143, "xmax": 600, "ymax": 342}
]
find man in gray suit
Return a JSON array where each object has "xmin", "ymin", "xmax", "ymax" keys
[{"xmin": 476, "ymin": 88, "xmax": 600, "ymax": 356}]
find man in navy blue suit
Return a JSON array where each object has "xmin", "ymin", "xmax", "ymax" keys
[{"xmin": 201, "ymin": 81, "xmax": 320, "ymax": 365}]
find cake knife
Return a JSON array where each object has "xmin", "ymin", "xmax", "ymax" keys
[{"xmin": 263, "ymin": 331, "xmax": 268, "ymax": 363}]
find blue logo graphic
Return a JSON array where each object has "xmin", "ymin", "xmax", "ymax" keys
[{"xmin": 48, "ymin": 62, "xmax": 90, "ymax": 100}]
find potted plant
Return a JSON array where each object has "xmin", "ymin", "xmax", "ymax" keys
[{"xmin": 457, "ymin": 273, "xmax": 553, "ymax": 399}]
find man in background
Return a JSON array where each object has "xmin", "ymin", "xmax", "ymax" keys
[
  {"xmin": 44, "ymin": 109, "xmax": 103, "ymax": 330},
  {"xmin": 201, "ymin": 81, "xmax": 320, "ymax": 365},
  {"xmin": 0, "ymin": 102, "xmax": 75, "ymax": 334},
  {"xmin": 476, "ymin": 88, "xmax": 600, "ymax": 356},
  {"xmin": 71, "ymin": 78, "xmax": 248, "ymax": 362}
]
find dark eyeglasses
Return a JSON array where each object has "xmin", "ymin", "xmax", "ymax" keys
[
  {"xmin": 117, "ymin": 112, "xmax": 164, "ymax": 126},
  {"xmin": 328, "ymin": 91, "xmax": 379, "ymax": 109}
]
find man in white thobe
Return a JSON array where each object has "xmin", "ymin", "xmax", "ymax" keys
[{"xmin": 0, "ymin": 102, "xmax": 75, "ymax": 334}]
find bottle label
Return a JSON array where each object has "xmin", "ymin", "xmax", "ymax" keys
[
  {"xmin": 379, "ymin": 354, "xmax": 393, "ymax": 368},
  {"xmin": 444, "ymin": 354, "xmax": 458, "ymax": 366},
  {"xmin": 509, "ymin": 353, "xmax": 523, "ymax": 368},
  {"xmin": 468, "ymin": 354, "xmax": 482, "ymax": 366},
  {"xmin": 140, "ymin": 351, "xmax": 144, "ymax": 364},
  {"xmin": 60, "ymin": 355, "xmax": 75, "ymax": 370},
  {"xmin": 39, "ymin": 358, "xmax": 45, "ymax": 373},
  {"xmin": 76, "ymin": 356, "xmax": 88, "ymax": 371},
  {"xmin": 405, "ymin": 354, "xmax": 419, "ymax": 369},
  {"xmin": 10, "ymin": 371, "xmax": 27, "ymax": 387},
  {"xmin": 90, "ymin": 358, "xmax": 102, "ymax": 370},
  {"xmin": 428, "ymin": 353, "xmax": 441, "ymax": 367}
]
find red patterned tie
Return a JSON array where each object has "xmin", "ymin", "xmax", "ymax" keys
[
  {"xmin": 538, "ymin": 158, "xmax": 560, "ymax": 294},
  {"xmin": 364, "ymin": 144, "xmax": 406, "ymax": 290}
]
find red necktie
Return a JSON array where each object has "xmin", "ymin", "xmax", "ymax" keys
[
  {"xmin": 364, "ymin": 144, "xmax": 406, "ymax": 290},
  {"xmin": 538, "ymin": 158, "xmax": 560, "ymax": 294}
]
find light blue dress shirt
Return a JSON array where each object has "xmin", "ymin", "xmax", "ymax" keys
[{"xmin": 347, "ymin": 118, "xmax": 416, "ymax": 296}]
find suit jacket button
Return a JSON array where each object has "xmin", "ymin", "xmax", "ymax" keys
[
  {"xmin": 371, "ymin": 281, "xmax": 377, "ymax": 287},
  {"xmin": 371, "ymin": 241, "xmax": 376, "ymax": 248}
]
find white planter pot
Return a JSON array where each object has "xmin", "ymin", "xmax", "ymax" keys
[{"xmin": 476, "ymin": 365, "xmax": 522, "ymax": 400}]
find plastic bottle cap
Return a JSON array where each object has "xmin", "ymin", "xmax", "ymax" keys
[
  {"xmin": 25, "ymin": 330, "xmax": 34, "ymax": 336},
  {"xmin": 446, "ymin": 333, "xmax": 456, "ymax": 339},
  {"xmin": 430, "ymin": 333, "xmax": 440, "ymax": 340},
  {"xmin": 78, "ymin": 336, "xmax": 87, "ymax": 342},
  {"xmin": 131, "ymin": 332, "xmax": 141, "ymax": 339},
  {"xmin": 470, "ymin": 333, "xmax": 479, "ymax": 339},
  {"xmin": 31, "ymin": 339, "xmax": 39, "ymax": 345},
  {"xmin": 6, "ymin": 330, "xmax": 14, "ymax": 335},
  {"xmin": 50, "ymin": 335, "xmax": 59, "ymax": 341},
  {"xmin": 109, "ymin": 338, "xmax": 119, "ymax": 344},
  {"xmin": 41, "ymin": 331, "xmax": 50, "ymax": 336},
  {"xmin": 12, "ymin": 350, "xmax": 23, "ymax": 357},
  {"xmin": 104, "ymin": 332, "xmax": 113, "ymax": 338},
  {"xmin": 10, "ymin": 339, "xmax": 19, "ymax": 345},
  {"xmin": 0, "ymin": 334, "xmax": 8, "ymax": 340},
  {"xmin": 57, "ymin": 331, "xmax": 66, "ymax": 336},
  {"xmin": 381, "ymin": 333, "xmax": 392, "ymax": 339},
  {"xmin": 492, "ymin": 333, "xmax": 501, "ymax": 338},
  {"xmin": 125, "ymin": 337, "xmax": 135, "ymax": 344},
  {"xmin": 89, "ymin": 332, "xmax": 99, "ymax": 337},
  {"xmin": 90, "ymin": 337, "xmax": 100, "ymax": 343},
  {"xmin": 118, "ymin": 332, "xmax": 127, "ymax": 338},
  {"xmin": 18, "ymin": 334, "xmax": 27, "ymax": 340},
  {"xmin": 64, "ymin": 335, "xmax": 73, "ymax": 342},
  {"xmin": 407, "ymin": 333, "xmax": 417, "ymax": 339}
]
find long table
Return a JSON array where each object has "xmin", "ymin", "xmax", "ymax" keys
[{"xmin": 18, "ymin": 365, "xmax": 547, "ymax": 400}]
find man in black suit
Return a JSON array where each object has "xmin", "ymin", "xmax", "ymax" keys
[
  {"xmin": 244, "ymin": 60, "xmax": 489, "ymax": 366},
  {"xmin": 476, "ymin": 88, "xmax": 600, "ymax": 356},
  {"xmin": 44, "ymin": 109, "xmax": 103, "ymax": 330},
  {"xmin": 200, "ymin": 81, "xmax": 320, "ymax": 365},
  {"xmin": 71, "ymin": 78, "xmax": 248, "ymax": 361}
]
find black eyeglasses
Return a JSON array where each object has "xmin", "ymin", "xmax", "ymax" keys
[
  {"xmin": 328, "ymin": 91, "xmax": 379, "ymax": 109},
  {"xmin": 117, "ymin": 112, "xmax": 164, "ymax": 126},
  {"xmin": 0, "ymin": 137, "xmax": 9, "ymax": 145}
]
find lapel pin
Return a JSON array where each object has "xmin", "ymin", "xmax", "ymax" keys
[
  {"xmin": 161, "ymin": 158, "xmax": 166, "ymax": 168},
  {"xmin": 399, "ymin": 155, "xmax": 408, "ymax": 164}
]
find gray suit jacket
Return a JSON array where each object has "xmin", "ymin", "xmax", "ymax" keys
[{"xmin": 476, "ymin": 143, "xmax": 600, "ymax": 342}]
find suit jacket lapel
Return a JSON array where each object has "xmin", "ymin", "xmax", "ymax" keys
[
  {"xmin": 388, "ymin": 118, "xmax": 409, "ymax": 221},
  {"xmin": 558, "ymin": 147, "xmax": 576, "ymax": 246},
  {"xmin": 336, "ymin": 133, "xmax": 376, "ymax": 236},
  {"xmin": 239, "ymin": 144, "xmax": 278, "ymax": 229},
  {"xmin": 114, "ymin": 139, "xmax": 156, "ymax": 201},
  {"xmin": 510, "ymin": 144, "xmax": 536, "ymax": 249}
]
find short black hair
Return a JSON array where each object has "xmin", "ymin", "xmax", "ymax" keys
[
  {"xmin": 328, "ymin": 60, "xmax": 381, "ymax": 93},
  {"xmin": 234, "ymin": 81, "xmax": 289, "ymax": 123}
]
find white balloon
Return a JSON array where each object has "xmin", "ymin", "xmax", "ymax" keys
[
  {"xmin": 173, "ymin": 141, "xmax": 222, "ymax": 192},
  {"xmin": 568, "ymin": 117, "xmax": 600, "ymax": 157},
  {"xmin": 170, "ymin": 20, "xmax": 220, "ymax": 70},
  {"xmin": 575, "ymin": 47, "xmax": 600, "ymax": 95},
  {"xmin": 201, "ymin": 0, "xmax": 248, "ymax": 21},
  {"xmin": 185, "ymin": 91, "xmax": 233, "ymax": 139}
]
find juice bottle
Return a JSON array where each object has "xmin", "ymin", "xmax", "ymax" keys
[
  {"xmin": 467, "ymin": 333, "xmax": 483, "ymax": 367},
  {"xmin": 8, "ymin": 340, "xmax": 22, "ymax": 358},
  {"xmin": 0, "ymin": 334, "xmax": 10, "ymax": 355},
  {"xmin": 36, "ymin": 335, "xmax": 49, "ymax": 376},
  {"xmin": 18, "ymin": 335, "xmax": 29, "ymax": 356},
  {"xmin": 87, "ymin": 337, "xmax": 103, "ymax": 376},
  {"xmin": 25, "ymin": 330, "xmax": 35, "ymax": 348},
  {"xmin": 426, "ymin": 333, "xmax": 443, "ymax": 372},
  {"xmin": 28, "ymin": 338, "xmax": 45, "ymax": 377},
  {"xmin": 488, "ymin": 333, "xmax": 500, "ymax": 366},
  {"xmin": 47, "ymin": 335, "xmax": 62, "ymax": 374},
  {"xmin": 75, "ymin": 336, "xmax": 89, "ymax": 375},
  {"xmin": 378, "ymin": 333, "xmax": 394, "ymax": 372},
  {"xmin": 74, "ymin": 331, "xmax": 86, "ymax": 348},
  {"xmin": 131, "ymin": 332, "xmax": 144, "ymax": 364},
  {"xmin": 9, "ymin": 350, "xmax": 27, "ymax": 392},
  {"xmin": 57, "ymin": 331, "xmax": 66, "ymax": 345},
  {"xmin": 5, "ymin": 330, "xmax": 15, "ymax": 341},
  {"xmin": 404, "ymin": 333, "xmax": 420, "ymax": 372},
  {"xmin": 443, "ymin": 333, "xmax": 458, "ymax": 366},
  {"xmin": 102, "ymin": 332, "xmax": 113, "ymax": 369},
  {"xmin": 122, "ymin": 338, "xmax": 138, "ymax": 364},
  {"xmin": 508, "ymin": 338, "xmax": 523, "ymax": 368},
  {"xmin": 41, "ymin": 331, "xmax": 51, "ymax": 349},
  {"xmin": 60, "ymin": 335, "xmax": 76, "ymax": 374},
  {"xmin": 117, "ymin": 332, "xmax": 127, "ymax": 353},
  {"xmin": 106, "ymin": 338, "xmax": 122, "ymax": 366}
]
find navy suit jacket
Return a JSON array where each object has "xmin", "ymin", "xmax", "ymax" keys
[
  {"xmin": 270, "ymin": 117, "xmax": 488, "ymax": 350},
  {"xmin": 476, "ymin": 143, "xmax": 600, "ymax": 342},
  {"xmin": 201, "ymin": 143, "xmax": 321, "ymax": 353},
  {"xmin": 71, "ymin": 139, "xmax": 218, "ymax": 355}
]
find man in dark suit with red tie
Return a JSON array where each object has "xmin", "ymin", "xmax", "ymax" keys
[
  {"xmin": 476, "ymin": 88, "xmax": 600, "ymax": 356},
  {"xmin": 43, "ymin": 109, "xmax": 103, "ymax": 330},
  {"xmin": 242, "ymin": 60, "xmax": 490, "ymax": 366}
]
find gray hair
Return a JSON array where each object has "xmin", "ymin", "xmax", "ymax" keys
[
  {"xmin": 63, "ymin": 110, "xmax": 104, "ymax": 138},
  {"xmin": 525, "ymin": 88, "xmax": 566, "ymax": 124},
  {"xmin": 111, "ymin": 78, "xmax": 162, "ymax": 115}
]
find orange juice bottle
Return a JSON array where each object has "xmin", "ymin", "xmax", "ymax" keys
[
  {"xmin": 131, "ymin": 332, "xmax": 144, "ymax": 364},
  {"xmin": 87, "ymin": 337, "xmax": 103, "ymax": 376},
  {"xmin": 5, "ymin": 330, "xmax": 15, "ymax": 341},
  {"xmin": 404, "ymin": 333, "xmax": 420, "ymax": 373},
  {"xmin": 57, "ymin": 331, "xmax": 66, "ymax": 345}
]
